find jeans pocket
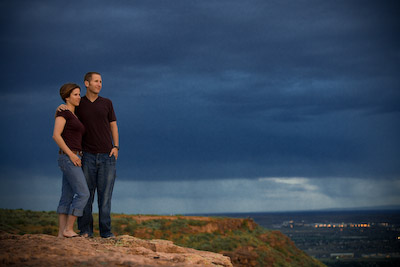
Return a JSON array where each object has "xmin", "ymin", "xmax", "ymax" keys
[
  {"xmin": 58, "ymin": 155, "xmax": 75, "ymax": 172},
  {"xmin": 107, "ymin": 155, "xmax": 116, "ymax": 166}
]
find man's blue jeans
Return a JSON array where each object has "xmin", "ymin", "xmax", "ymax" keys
[
  {"xmin": 78, "ymin": 152, "xmax": 116, "ymax": 238},
  {"xmin": 57, "ymin": 154, "xmax": 90, "ymax": 217}
]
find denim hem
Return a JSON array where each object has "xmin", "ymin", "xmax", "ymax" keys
[
  {"xmin": 100, "ymin": 233, "xmax": 115, "ymax": 238},
  {"xmin": 71, "ymin": 208, "xmax": 84, "ymax": 217},
  {"xmin": 57, "ymin": 206, "xmax": 69, "ymax": 214},
  {"xmin": 57, "ymin": 206, "xmax": 84, "ymax": 217}
]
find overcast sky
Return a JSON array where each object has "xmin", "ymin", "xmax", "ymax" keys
[{"xmin": 1, "ymin": 0, "xmax": 399, "ymax": 214}]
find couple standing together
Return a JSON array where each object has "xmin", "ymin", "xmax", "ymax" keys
[{"xmin": 52, "ymin": 72, "xmax": 119, "ymax": 238}]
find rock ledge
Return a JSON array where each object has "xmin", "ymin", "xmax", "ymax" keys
[{"xmin": 0, "ymin": 233, "xmax": 232, "ymax": 266}]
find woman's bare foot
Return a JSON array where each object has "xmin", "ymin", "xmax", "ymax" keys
[{"xmin": 63, "ymin": 229, "xmax": 80, "ymax": 238}]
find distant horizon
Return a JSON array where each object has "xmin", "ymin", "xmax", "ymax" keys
[
  {"xmin": 186, "ymin": 204, "xmax": 400, "ymax": 216},
  {"xmin": 3, "ymin": 204, "xmax": 400, "ymax": 216}
]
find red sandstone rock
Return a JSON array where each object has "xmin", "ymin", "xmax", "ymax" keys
[{"xmin": 0, "ymin": 233, "xmax": 232, "ymax": 266}]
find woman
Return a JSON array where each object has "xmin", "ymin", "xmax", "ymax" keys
[{"xmin": 52, "ymin": 83, "xmax": 89, "ymax": 238}]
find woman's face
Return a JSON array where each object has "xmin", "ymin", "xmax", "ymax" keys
[{"xmin": 66, "ymin": 88, "xmax": 81, "ymax": 106}]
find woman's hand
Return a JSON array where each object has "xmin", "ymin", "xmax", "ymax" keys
[{"xmin": 69, "ymin": 153, "xmax": 82, "ymax": 167}]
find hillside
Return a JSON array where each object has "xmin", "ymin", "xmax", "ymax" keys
[{"xmin": 0, "ymin": 209, "xmax": 324, "ymax": 266}]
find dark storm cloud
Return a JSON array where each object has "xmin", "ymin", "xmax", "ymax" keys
[{"xmin": 1, "ymin": 0, "xmax": 399, "ymax": 183}]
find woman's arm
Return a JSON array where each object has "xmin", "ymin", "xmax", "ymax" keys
[{"xmin": 52, "ymin": 116, "xmax": 81, "ymax": 166}]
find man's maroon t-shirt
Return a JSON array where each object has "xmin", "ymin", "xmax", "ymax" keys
[
  {"xmin": 76, "ymin": 96, "xmax": 117, "ymax": 154},
  {"xmin": 56, "ymin": 110, "xmax": 85, "ymax": 151}
]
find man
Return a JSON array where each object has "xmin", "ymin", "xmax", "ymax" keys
[{"xmin": 75, "ymin": 72, "xmax": 119, "ymax": 238}]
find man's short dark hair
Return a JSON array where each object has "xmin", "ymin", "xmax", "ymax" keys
[{"xmin": 84, "ymin": 72, "xmax": 101, "ymax": 82}]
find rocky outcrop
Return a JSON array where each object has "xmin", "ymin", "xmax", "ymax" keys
[
  {"xmin": 0, "ymin": 233, "xmax": 233, "ymax": 266},
  {"xmin": 0, "ymin": 210, "xmax": 326, "ymax": 267}
]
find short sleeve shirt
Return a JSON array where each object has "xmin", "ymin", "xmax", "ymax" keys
[
  {"xmin": 76, "ymin": 96, "xmax": 117, "ymax": 153},
  {"xmin": 56, "ymin": 110, "xmax": 85, "ymax": 151}
]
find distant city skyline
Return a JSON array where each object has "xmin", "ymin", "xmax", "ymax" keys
[{"xmin": 248, "ymin": 209, "xmax": 400, "ymax": 262}]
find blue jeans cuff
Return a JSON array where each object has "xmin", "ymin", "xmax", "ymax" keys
[
  {"xmin": 57, "ymin": 206, "xmax": 84, "ymax": 217},
  {"xmin": 71, "ymin": 208, "xmax": 84, "ymax": 217},
  {"xmin": 57, "ymin": 206, "xmax": 69, "ymax": 214}
]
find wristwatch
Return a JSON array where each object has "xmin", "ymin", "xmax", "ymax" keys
[{"xmin": 113, "ymin": 145, "xmax": 120, "ymax": 150}]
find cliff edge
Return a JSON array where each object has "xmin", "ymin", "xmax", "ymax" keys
[
  {"xmin": 0, "ymin": 233, "xmax": 232, "ymax": 266},
  {"xmin": 0, "ymin": 209, "xmax": 325, "ymax": 266}
]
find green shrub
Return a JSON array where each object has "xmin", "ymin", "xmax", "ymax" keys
[
  {"xmin": 169, "ymin": 219, "xmax": 188, "ymax": 233},
  {"xmin": 124, "ymin": 223, "xmax": 137, "ymax": 234},
  {"xmin": 140, "ymin": 219, "xmax": 168, "ymax": 230},
  {"xmin": 187, "ymin": 220, "xmax": 208, "ymax": 227},
  {"xmin": 42, "ymin": 227, "xmax": 56, "ymax": 235}
]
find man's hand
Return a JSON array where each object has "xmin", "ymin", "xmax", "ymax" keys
[
  {"xmin": 57, "ymin": 104, "xmax": 68, "ymax": 112},
  {"xmin": 109, "ymin": 147, "xmax": 118, "ymax": 160}
]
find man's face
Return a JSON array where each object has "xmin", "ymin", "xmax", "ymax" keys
[{"xmin": 85, "ymin": 74, "xmax": 102, "ymax": 94}]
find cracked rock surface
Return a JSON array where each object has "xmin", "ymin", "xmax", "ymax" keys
[{"xmin": 0, "ymin": 233, "xmax": 233, "ymax": 266}]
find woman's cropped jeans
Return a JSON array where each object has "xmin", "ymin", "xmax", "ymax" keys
[
  {"xmin": 78, "ymin": 152, "xmax": 116, "ymax": 238},
  {"xmin": 57, "ymin": 154, "xmax": 90, "ymax": 217}
]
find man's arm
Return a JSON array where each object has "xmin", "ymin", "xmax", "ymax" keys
[
  {"xmin": 54, "ymin": 104, "xmax": 69, "ymax": 117},
  {"xmin": 109, "ymin": 121, "xmax": 119, "ymax": 159}
]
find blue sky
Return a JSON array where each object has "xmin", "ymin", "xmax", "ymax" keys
[{"xmin": 1, "ymin": 0, "xmax": 399, "ymax": 214}]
